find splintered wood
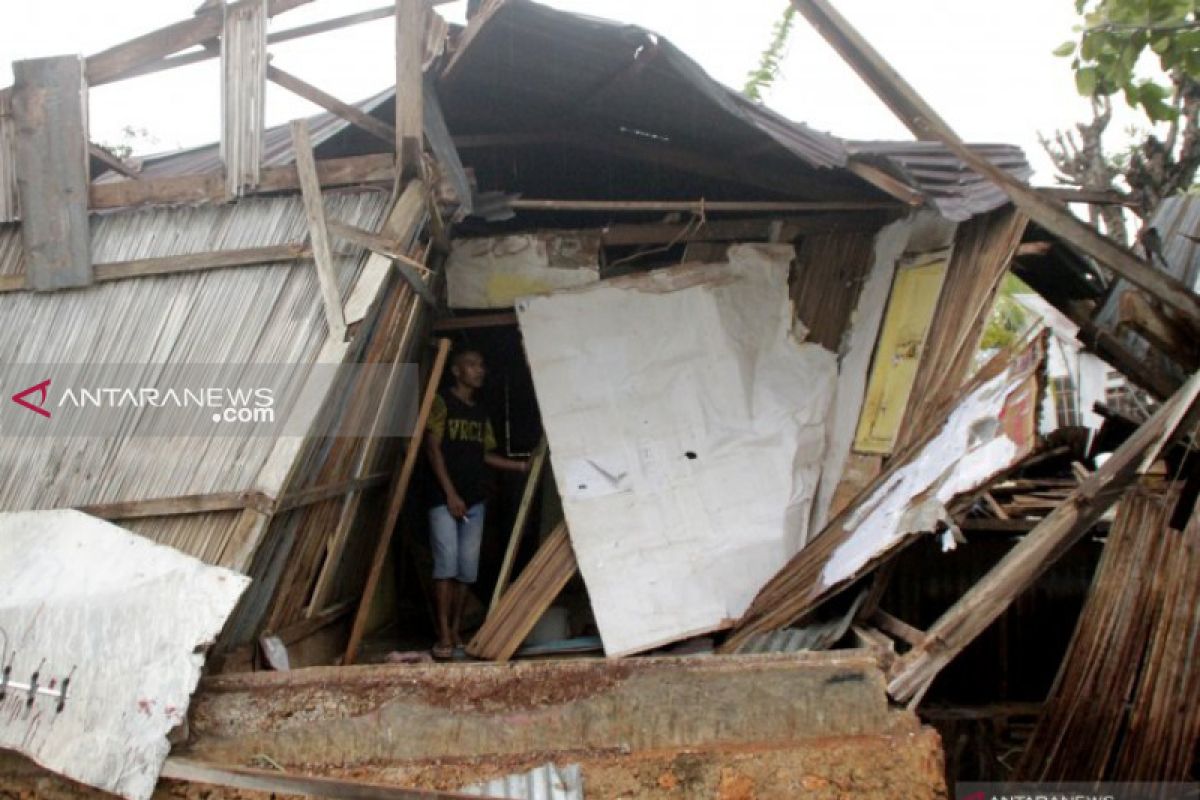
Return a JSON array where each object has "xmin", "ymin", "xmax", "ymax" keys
[
  {"xmin": 887, "ymin": 370, "xmax": 1200, "ymax": 704},
  {"xmin": 1017, "ymin": 482, "xmax": 1200, "ymax": 780},
  {"xmin": 467, "ymin": 523, "xmax": 577, "ymax": 662}
]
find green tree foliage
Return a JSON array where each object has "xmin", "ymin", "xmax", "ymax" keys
[
  {"xmin": 744, "ymin": 5, "xmax": 797, "ymax": 102},
  {"xmin": 981, "ymin": 274, "xmax": 1034, "ymax": 352},
  {"xmin": 1046, "ymin": 0, "xmax": 1200, "ymax": 234}
]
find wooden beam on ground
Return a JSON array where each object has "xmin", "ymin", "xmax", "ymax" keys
[
  {"xmin": 327, "ymin": 219, "xmax": 436, "ymax": 305},
  {"xmin": 343, "ymin": 337, "xmax": 452, "ymax": 666},
  {"xmin": 887, "ymin": 369, "xmax": 1200, "ymax": 704},
  {"xmin": 89, "ymin": 152, "xmax": 395, "ymax": 211},
  {"xmin": 222, "ymin": 0, "xmax": 269, "ymax": 197},
  {"xmin": 291, "ymin": 120, "xmax": 348, "ymax": 341},
  {"xmin": 510, "ymin": 198, "xmax": 898, "ymax": 213},
  {"xmin": 790, "ymin": 0, "xmax": 1200, "ymax": 329},
  {"xmin": 12, "ymin": 56, "xmax": 92, "ymax": 291},
  {"xmin": 160, "ymin": 757, "xmax": 489, "ymax": 800},
  {"xmin": 267, "ymin": 65, "xmax": 396, "ymax": 147},
  {"xmin": 490, "ymin": 438, "xmax": 549, "ymax": 613},
  {"xmin": 467, "ymin": 522, "xmax": 577, "ymax": 662},
  {"xmin": 431, "ymin": 312, "xmax": 518, "ymax": 331},
  {"xmin": 395, "ymin": 0, "xmax": 425, "ymax": 177}
]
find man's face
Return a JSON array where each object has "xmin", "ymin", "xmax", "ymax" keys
[{"xmin": 453, "ymin": 352, "xmax": 486, "ymax": 389}]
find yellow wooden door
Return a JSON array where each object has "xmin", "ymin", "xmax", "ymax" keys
[{"xmin": 854, "ymin": 256, "xmax": 948, "ymax": 455}]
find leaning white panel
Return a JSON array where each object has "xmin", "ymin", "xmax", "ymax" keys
[
  {"xmin": 0, "ymin": 510, "xmax": 250, "ymax": 800},
  {"xmin": 517, "ymin": 245, "xmax": 836, "ymax": 656}
]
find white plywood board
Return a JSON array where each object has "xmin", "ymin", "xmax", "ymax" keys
[
  {"xmin": 517, "ymin": 245, "xmax": 836, "ymax": 656},
  {"xmin": 0, "ymin": 510, "xmax": 250, "ymax": 800},
  {"xmin": 447, "ymin": 233, "xmax": 601, "ymax": 309}
]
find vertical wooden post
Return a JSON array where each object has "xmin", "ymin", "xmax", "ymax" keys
[
  {"xmin": 12, "ymin": 56, "xmax": 92, "ymax": 291},
  {"xmin": 221, "ymin": 0, "xmax": 268, "ymax": 197},
  {"xmin": 291, "ymin": 120, "xmax": 347, "ymax": 341},
  {"xmin": 343, "ymin": 337, "xmax": 452, "ymax": 665},
  {"xmin": 0, "ymin": 90, "xmax": 17, "ymax": 223},
  {"xmin": 395, "ymin": 0, "xmax": 425, "ymax": 178}
]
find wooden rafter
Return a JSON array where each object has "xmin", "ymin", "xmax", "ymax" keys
[
  {"xmin": 291, "ymin": 120, "xmax": 348, "ymax": 341},
  {"xmin": 89, "ymin": 152, "xmax": 395, "ymax": 211},
  {"xmin": 267, "ymin": 65, "xmax": 396, "ymax": 147},
  {"xmin": 790, "ymin": 0, "xmax": 1200, "ymax": 329}
]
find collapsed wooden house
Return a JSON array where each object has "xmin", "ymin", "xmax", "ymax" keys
[{"xmin": 0, "ymin": 0, "xmax": 1197, "ymax": 797}]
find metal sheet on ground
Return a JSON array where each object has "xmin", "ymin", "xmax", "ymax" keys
[{"xmin": 0, "ymin": 510, "xmax": 250, "ymax": 800}]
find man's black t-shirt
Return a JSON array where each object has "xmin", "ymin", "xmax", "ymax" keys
[{"xmin": 427, "ymin": 389, "xmax": 496, "ymax": 507}]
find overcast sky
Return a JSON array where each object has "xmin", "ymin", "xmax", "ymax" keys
[{"xmin": 0, "ymin": 0, "xmax": 1152, "ymax": 183}]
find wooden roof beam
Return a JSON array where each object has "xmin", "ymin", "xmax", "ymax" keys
[
  {"xmin": 267, "ymin": 65, "xmax": 396, "ymax": 146},
  {"xmin": 790, "ymin": 0, "xmax": 1200, "ymax": 329}
]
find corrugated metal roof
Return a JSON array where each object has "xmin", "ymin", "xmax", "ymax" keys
[
  {"xmin": 734, "ymin": 591, "xmax": 864, "ymax": 654},
  {"xmin": 462, "ymin": 763, "xmax": 583, "ymax": 800},
  {"xmin": 0, "ymin": 190, "xmax": 388, "ymax": 564},
  {"xmin": 848, "ymin": 141, "xmax": 1034, "ymax": 222},
  {"xmin": 117, "ymin": 0, "xmax": 1032, "ymax": 219},
  {"xmin": 1092, "ymin": 193, "xmax": 1200, "ymax": 380}
]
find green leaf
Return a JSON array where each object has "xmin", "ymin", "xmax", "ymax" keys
[
  {"xmin": 1076, "ymin": 66, "xmax": 1099, "ymax": 95},
  {"xmin": 1054, "ymin": 40, "xmax": 1078, "ymax": 57}
]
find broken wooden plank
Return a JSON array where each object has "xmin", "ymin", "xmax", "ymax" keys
[
  {"xmin": 467, "ymin": 522, "xmax": 578, "ymax": 662},
  {"xmin": 0, "ymin": 90, "xmax": 17, "ymax": 222},
  {"xmin": 343, "ymin": 337, "xmax": 452, "ymax": 666},
  {"xmin": 222, "ymin": 0, "xmax": 268, "ymax": 197},
  {"xmin": 395, "ymin": 0, "xmax": 426, "ymax": 177},
  {"xmin": 267, "ymin": 65, "xmax": 396, "ymax": 147},
  {"xmin": 490, "ymin": 438, "xmax": 549, "ymax": 613},
  {"xmin": 887, "ymin": 369, "xmax": 1200, "ymax": 703},
  {"xmin": 273, "ymin": 472, "xmax": 391, "ymax": 514},
  {"xmin": 291, "ymin": 119, "xmax": 347, "ymax": 341},
  {"xmin": 12, "ymin": 56, "xmax": 92, "ymax": 291},
  {"xmin": 89, "ymin": 152, "xmax": 396, "ymax": 210},
  {"xmin": 1117, "ymin": 289, "xmax": 1200, "ymax": 371},
  {"xmin": 328, "ymin": 219, "xmax": 436, "ymax": 305},
  {"xmin": 790, "ymin": 0, "xmax": 1200, "ymax": 328}
]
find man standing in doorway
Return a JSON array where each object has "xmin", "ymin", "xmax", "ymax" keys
[{"xmin": 425, "ymin": 347, "xmax": 528, "ymax": 660}]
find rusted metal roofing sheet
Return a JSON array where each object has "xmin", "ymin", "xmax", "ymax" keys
[{"xmin": 848, "ymin": 141, "xmax": 1033, "ymax": 221}]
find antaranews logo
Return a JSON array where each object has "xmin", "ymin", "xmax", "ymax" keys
[{"xmin": 11, "ymin": 379, "xmax": 52, "ymax": 418}]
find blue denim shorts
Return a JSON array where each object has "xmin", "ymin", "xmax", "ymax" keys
[{"xmin": 429, "ymin": 502, "xmax": 486, "ymax": 583}]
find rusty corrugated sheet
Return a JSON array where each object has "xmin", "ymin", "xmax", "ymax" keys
[{"xmin": 848, "ymin": 141, "xmax": 1033, "ymax": 222}]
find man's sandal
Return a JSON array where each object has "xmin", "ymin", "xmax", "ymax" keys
[{"xmin": 431, "ymin": 643, "xmax": 454, "ymax": 661}]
